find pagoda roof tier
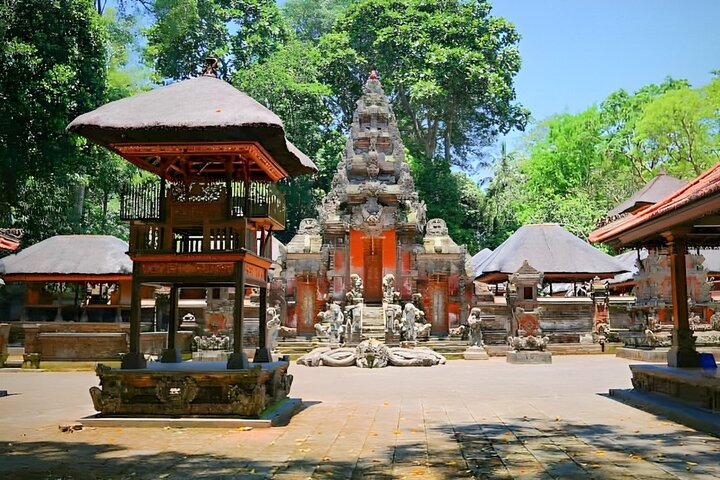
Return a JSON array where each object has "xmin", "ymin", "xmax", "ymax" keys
[
  {"xmin": 475, "ymin": 224, "xmax": 627, "ymax": 283},
  {"xmin": 67, "ymin": 76, "xmax": 316, "ymax": 181},
  {"xmin": 608, "ymin": 172, "xmax": 687, "ymax": 216}
]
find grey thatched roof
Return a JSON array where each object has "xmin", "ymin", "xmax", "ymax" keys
[
  {"xmin": 471, "ymin": 248, "xmax": 493, "ymax": 278},
  {"xmin": 609, "ymin": 248, "xmax": 648, "ymax": 285},
  {"xmin": 0, "ymin": 235, "xmax": 132, "ymax": 277},
  {"xmin": 475, "ymin": 224, "xmax": 627, "ymax": 282},
  {"xmin": 67, "ymin": 76, "xmax": 317, "ymax": 177},
  {"xmin": 608, "ymin": 173, "xmax": 687, "ymax": 216}
]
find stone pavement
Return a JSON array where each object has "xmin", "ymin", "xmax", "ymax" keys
[{"xmin": 1, "ymin": 355, "xmax": 719, "ymax": 479}]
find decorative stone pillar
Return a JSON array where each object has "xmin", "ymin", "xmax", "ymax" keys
[{"xmin": 665, "ymin": 236, "xmax": 700, "ymax": 367}]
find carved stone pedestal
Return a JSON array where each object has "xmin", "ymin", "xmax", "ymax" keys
[
  {"xmin": 463, "ymin": 346, "xmax": 489, "ymax": 360},
  {"xmin": 667, "ymin": 328, "xmax": 701, "ymax": 368},
  {"xmin": 506, "ymin": 351, "xmax": 552, "ymax": 364},
  {"xmin": 90, "ymin": 360, "xmax": 293, "ymax": 417}
]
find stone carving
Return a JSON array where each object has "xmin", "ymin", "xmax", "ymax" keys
[
  {"xmin": 193, "ymin": 334, "xmax": 231, "ymax": 351},
  {"xmin": 155, "ymin": 376, "xmax": 199, "ymax": 407},
  {"xmin": 425, "ymin": 218, "xmax": 449, "ymax": 237},
  {"xmin": 227, "ymin": 383, "xmax": 266, "ymax": 414},
  {"xmin": 466, "ymin": 307, "xmax": 484, "ymax": 347},
  {"xmin": 279, "ymin": 325, "xmax": 297, "ymax": 339},
  {"xmin": 345, "ymin": 273, "xmax": 364, "ymax": 304},
  {"xmin": 382, "ymin": 274, "xmax": 400, "ymax": 304},
  {"xmin": 296, "ymin": 339, "xmax": 446, "ymax": 368},
  {"xmin": 298, "ymin": 218, "xmax": 322, "ymax": 235},
  {"xmin": 711, "ymin": 311, "xmax": 720, "ymax": 331},
  {"xmin": 507, "ymin": 334, "xmax": 550, "ymax": 351},
  {"xmin": 314, "ymin": 303, "xmax": 345, "ymax": 343},
  {"xmin": 266, "ymin": 306, "xmax": 281, "ymax": 351}
]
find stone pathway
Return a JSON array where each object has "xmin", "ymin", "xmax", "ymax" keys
[{"xmin": 1, "ymin": 355, "xmax": 719, "ymax": 479}]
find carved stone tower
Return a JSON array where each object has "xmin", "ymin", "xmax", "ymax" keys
[{"xmin": 282, "ymin": 72, "xmax": 474, "ymax": 336}]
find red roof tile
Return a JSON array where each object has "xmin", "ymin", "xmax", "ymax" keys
[{"xmin": 590, "ymin": 162, "xmax": 720, "ymax": 244}]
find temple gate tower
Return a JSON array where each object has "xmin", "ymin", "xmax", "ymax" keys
[{"xmin": 282, "ymin": 72, "xmax": 475, "ymax": 337}]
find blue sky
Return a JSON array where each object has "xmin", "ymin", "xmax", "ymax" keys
[{"xmin": 490, "ymin": 0, "xmax": 720, "ymax": 150}]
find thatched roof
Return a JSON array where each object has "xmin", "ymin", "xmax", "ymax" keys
[
  {"xmin": 471, "ymin": 248, "xmax": 492, "ymax": 278},
  {"xmin": 67, "ymin": 76, "xmax": 317, "ymax": 177},
  {"xmin": 475, "ymin": 224, "xmax": 627, "ymax": 283},
  {"xmin": 608, "ymin": 173, "xmax": 687, "ymax": 216},
  {"xmin": 0, "ymin": 235, "xmax": 132, "ymax": 280}
]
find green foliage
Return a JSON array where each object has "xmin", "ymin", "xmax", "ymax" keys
[
  {"xmin": 482, "ymin": 76, "xmax": 720, "ymax": 249},
  {"xmin": 326, "ymin": 0, "xmax": 529, "ymax": 166},
  {"xmin": 234, "ymin": 39, "xmax": 345, "ymax": 240},
  {"xmin": 282, "ymin": 0, "xmax": 354, "ymax": 42},
  {"xmin": 144, "ymin": 0, "xmax": 290, "ymax": 80},
  {"xmin": 410, "ymin": 154, "xmax": 484, "ymax": 252}
]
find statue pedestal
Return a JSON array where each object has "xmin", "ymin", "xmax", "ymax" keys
[
  {"xmin": 506, "ymin": 351, "xmax": 552, "ymax": 364},
  {"xmin": 463, "ymin": 346, "xmax": 489, "ymax": 360}
]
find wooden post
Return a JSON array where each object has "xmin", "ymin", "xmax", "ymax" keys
[
  {"xmin": 121, "ymin": 263, "xmax": 146, "ymax": 369},
  {"xmin": 254, "ymin": 286, "xmax": 272, "ymax": 363},
  {"xmin": 227, "ymin": 262, "xmax": 249, "ymax": 369},
  {"xmin": 665, "ymin": 235, "xmax": 700, "ymax": 367},
  {"xmin": 160, "ymin": 284, "xmax": 181, "ymax": 363}
]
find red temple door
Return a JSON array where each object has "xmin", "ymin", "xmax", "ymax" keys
[{"xmin": 363, "ymin": 237, "xmax": 383, "ymax": 303}]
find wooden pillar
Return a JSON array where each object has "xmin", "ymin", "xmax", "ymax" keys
[
  {"xmin": 254, "ymin": 286, "xmax": 272, "ymax": 363},
  {"xmin": 666, "ymin": 235, "xmax": 700, "ymax": 367},
  {"xmin": 160, "ymin": 284, "xmax": 181, "ymax": 363},
  {"xmin": 227, "ymin": 261, "xmax": 250, "ymax": 369},
  {"xmin": 121, "ymin": 263, "xmax": 146, "ymax": 369}
]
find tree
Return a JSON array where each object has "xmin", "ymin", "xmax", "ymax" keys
[
  {"xmin": 600, "ymin": 78, "xmax": 690, "ymax": 183},
  {"xmin": 234, "ymin": 39, "xmax": 345, "ymax": 239},
  {"xmin": 144, "ymin": 0, "xmax": 290, "ymax": 81},
  {"xmin": 326, "ymin": 0, "xmax": 528, "ymax": 167},
  {"xmin": 0, "ymin": 0, "xmax": 109, "ymax": 243},
  {"xmin": 282, "ymin": 0, "xmax": 354, "ymax": 42},
  {"xmin": 635, "ymin": 84, "xmax": 720, "ymax": 177},
  {"xmin": 478, "ymin": 142, "xmax": 522, "ymax": 248}
]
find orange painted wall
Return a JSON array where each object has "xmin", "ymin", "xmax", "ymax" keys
[
  {"xmin": 349, "ymin": 228, "xmax": 398, "ymax": 277},
  {"xmin": 382, "ymin": 229, "xmax": 396, "ymax": 275}
]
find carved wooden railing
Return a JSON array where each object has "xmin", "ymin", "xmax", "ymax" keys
[{"xmin": 121, "ymin": 181, "xmax": 286, "ymax": 228}]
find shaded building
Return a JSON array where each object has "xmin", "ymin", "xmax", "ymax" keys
[{"xmin": 281, "ymin": 73, "xmax": 474, "ymax": 336}]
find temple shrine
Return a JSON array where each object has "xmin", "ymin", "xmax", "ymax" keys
[
  {"xmin": 279, "ymin": 72, "xmax": 475, "ymax": 339},
  {"xmin": 65, "ymin": 59, "xmax": 317, "ymax": 418}
]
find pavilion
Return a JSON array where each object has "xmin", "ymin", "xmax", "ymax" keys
[
  {"xmin": 474, "ymin": 223, "xmax": 627, "ymax": 285},
  {"xmin": 590, "ymin": 164, "xmax": 720, "ymax": 368},
  {"xmin": 0, "ymin": 235, "xmax": 133, "ymax": 322},
  {"xmin": 66, "ymin": 59, "xmax": 316, "ymax": 418}
]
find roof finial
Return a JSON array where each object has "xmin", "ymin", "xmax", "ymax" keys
[
  {"xmin": 202, "ymin": 57, "xmax": 219, "ymax": 77},
  {"xmin": 369, "ymin": 70, "xmax": 378, "ymax": 80}
]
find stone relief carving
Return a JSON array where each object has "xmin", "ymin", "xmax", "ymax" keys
[
  {"xmin": 425, "ymin": 218, "xmax": 449, "ymax": 237},
  {"xmin": 296, "ymin": 339, "xmax": 446, "ymax": 368},
  {"xmin": 298, "ymin": 218, "xmax": 322, "ymax": 235}
]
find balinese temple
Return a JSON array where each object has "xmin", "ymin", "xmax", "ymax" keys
[
  {"xmin": 280, "ymin": 72, "xmax": 475, "ymax": 336},
  {"xmin": 66, "ymin": 60, "xmax": 316, "ymax": 417}
]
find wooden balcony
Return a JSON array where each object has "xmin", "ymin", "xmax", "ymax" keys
[{"xmin": 121, "ymin": 180, "xmax": 286, "ymax": 229}]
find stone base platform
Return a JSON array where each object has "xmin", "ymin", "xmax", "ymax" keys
[
  {"xmin": 80, "ymin": 398, "xmax": 302, "ymax": 428},
  {"xmin": 609, "ymin": 388, "xmax": 720, "ymax": 437},
  {"xmin": 463, "ymin": 346, "xmax": 489, "ymax": 360},
  {"xmin": 506, "ymin": 351, "xmax": 552, "ymax": 364},
  {"xmin": 617, "ymin": 347, "xmax": 720, "ymax": 363},
  {"xmin": 628, "ymin": 364, "xmax": 720, "ymax": 413},
  {"xmin": 90, "ymin": 360, "xmax": 293, "ymax": 418}
]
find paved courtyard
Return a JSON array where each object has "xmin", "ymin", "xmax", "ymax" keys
[{"xmin": 1, "ymin": 355, "xmax": 719, "ymax": 479}]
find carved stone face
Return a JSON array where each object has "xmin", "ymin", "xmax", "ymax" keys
[
  {"xmin": 425, "ymin": 218, "xmax": 448, "ymax": 236},
  {"xmin": 298, "ymin": 218, "xmax": 321, "ymax": 235}
]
